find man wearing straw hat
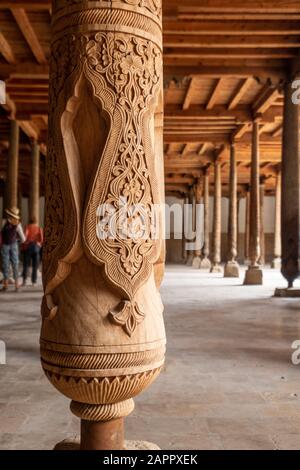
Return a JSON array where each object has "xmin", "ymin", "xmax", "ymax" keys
[{"xmin": 0, "ymin": 207, "xmax": 25, "ymax": 292}]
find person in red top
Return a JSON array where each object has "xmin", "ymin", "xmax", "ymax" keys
[{"xmin": 22, "ymin": 216, "xmax": 43, "ymax": 286}]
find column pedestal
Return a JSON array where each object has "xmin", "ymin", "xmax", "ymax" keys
[
  {"xmin": 244, "ymin": 266, "xmax": 263, "ymax": 285},
  {"xmin": 224, "ymin": 261, "xmax": 240, "ymax": 278}
]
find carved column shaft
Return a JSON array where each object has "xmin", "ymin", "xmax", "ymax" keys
[
  {"xmin": 224, "ymin": 143, "xmax": 239, "ymax": 277},
  {"xmin": 244, "ymin": 188, "xmax": 250, "ymax": 264},
  {"xmin": 281, "ymin": 79, "xmax": 300, "ymax": 288},
  {"xmin": 29, "ymin": 140, "xmax": 40, "ymax": 223},
  {"xmin": 41, "ymin": 0, "xmax": 165, "ymax": 450},
  {"xmin": 244, "ymin": 120, "xmax": 263, "ymax": 285},
  {"xmin": 200, "ymin": 169, "xmax": 211, "ymax": 270},
  {"xmin": 192, "ymin": 178, "xmax": 203, "ymax": 268},
  {"xmin": 259, "ymin": 182, "xmax": 265, "ymax": 266},
  {"xmin": 186, "ymin": 186, "xmax": 196, "ymax": 266},
  {"xmin": 6, "ymin": 120, "xmax": 19, "ymax": 210},
  {"xmin": 211, "ymin": 160, "xmax": 222, "ymax": 273},
  {"xmin": 272, "ymin": 171, "xmax": 282, "ymax": 269},
  {"xmin": 182, "ymin": 195, "xmax": 188, "ymax": 262}
]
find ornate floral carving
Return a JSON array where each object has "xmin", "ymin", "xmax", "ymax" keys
[{"xmin": 80, "ymin": 32, "xmax": 162, "ymax": 335}]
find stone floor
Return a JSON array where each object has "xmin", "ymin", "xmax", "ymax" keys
[{"xmin": 1, "ymin": 265, "xmax": 300, "ymax": 450}]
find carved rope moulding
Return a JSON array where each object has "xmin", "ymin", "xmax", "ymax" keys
[{"xmin": 53, "ymin": 0, "xmax": 162, "ymax": 20}]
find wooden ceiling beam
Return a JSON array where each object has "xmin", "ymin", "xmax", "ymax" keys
[
  {"xmin": 182, "ymin": 77, "xmax": 196, "ymax": 110},
  {"xmin": 164, "ymin": 20, "xmax": 300, "ymax": 35},
  {"xmin": 11, "ymin": 8, "xmax": 47, "ymax": 65},
  {"xmin": 164, "ymin": 35, "xmax": 300, "ymax": 49},
  {"xmin": 0, "ymin": 1, "xmax": 50, "ymax": 9},
  {"xmin": 164, "ymin": 133, "xmax": 230, "ymax": 144},
  {"xmin": 164, "ymin": 65, "xmax": 286, "ymax": 80},
  {"xmin": 0, "ymin": 32, "xmax": 16, "ymax": 64},
  {"xmin": 164, "ymin": 48, "xmax": 297, "ymax": 60},
  {"xmin": 206, "ymin": 78, "xmax": 223, "ymax": 110},
  {"xmin": 253, "ymin": 86, "xmax": 281, "ymax": 114},
  {"xmin": 228, "ymin": 78, "xmax": 253, "ymax": 110}
]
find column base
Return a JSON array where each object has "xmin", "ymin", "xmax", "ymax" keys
[
  {"xmin": 271, "ymin": 257, "xmax": 281, "ymax": 269},
  {"xmin": 186, "ymin": 253, "xmax": 194, "ymax": 266},
  {"xmin": 243, "ymin": 266, "xmax": 263, "ymax": 285},
  {"xmin": 54, "ymin": 438, "xmax": 160, "ymax": 451},
  {"xmin": 274, "ymin": 287, "xmax": 300, "ymax": 298},
  {"xmin": 192, "ymin": 256, "xmax": 201, "ymax": 269},
  {"xmin": 210, "ymin": 264, "xmax": 223, "ymax": 274},
  {"xmin": 224, "ymin": 261, "xmax": 240, "ymax": 278},
  {"xmin": 199, "ymin": 257, "xmax": 211, "ymax": 271}
]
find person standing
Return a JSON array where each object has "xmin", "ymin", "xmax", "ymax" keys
[
  {"xmin": 0, "ymin": 208, "xmax": 25, "ymax": 292},
  {"xmin": 22, "ymin": 216, "xmax": 43, "ymax": 287}
]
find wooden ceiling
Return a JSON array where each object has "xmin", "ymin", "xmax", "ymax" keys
[{"xmin": 1, "ymin": 0, "xmax": 300, "ymax": 197}]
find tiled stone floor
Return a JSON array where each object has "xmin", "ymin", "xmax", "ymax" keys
[{"xmin": 1, "ymin": 265, "xmax": 300, "ymax": 450}]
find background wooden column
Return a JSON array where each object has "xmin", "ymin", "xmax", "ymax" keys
[
  {"xmin": 244, "ymin": 119, "xmax": 263, "ymax": 285},
  {"xmin": 272, "ymin": 170, "xmax": 282, "ymax": 269},
  {"xmin": 200, "ymin": 168, "xmax": 211, "ymax": 270},
  {"xmin": 280, "ymin": 78, "xmax": 300, "ymax": 288},
  {"xmin": 182, "ymin": 195, "xmax": 189, "ymax": 263},
  {"xmin": 244, "ymin": 187, "xmax": 250, "ymax": 265},
  {"xmin": 187, "ymin": 186, "xmax": 196, "ymax": 266},
  {"xmin": 193, "ymin": 178, "xmax": 203, "ymax": 268},
  {"xmin": 28, "ymin": 140, "xmax": 40, "ymax": 224},
  {"xmin": 259, "ymin": 180, "xmax": 265, "ymax": 266},
  {"xmin": 6, "ymin": 120, "xmax": 19, "ymax": 210},
  {"xmin": 224, "ymin": 143, "xmax": 239, "ymax": 277},
  {"xmin": 211, "ymin": 160, "xmax": 223, "ymax": 273}
]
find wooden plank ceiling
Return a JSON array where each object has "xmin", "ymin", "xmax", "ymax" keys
[{"xmin": 1, "ymin": 0, "xmax": 300, "ymax": 197}]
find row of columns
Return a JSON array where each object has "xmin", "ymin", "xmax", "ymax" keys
[
  {"xmin": 183, "ymin": 75, "xmax": 298, "ymax": 291},
  {"xmin": 183, "ymin": 129, "xmax": 282, "ymax": 285},
  {"xmin": 3, "ymin": 120, "xmax": 41, "ymax": 224}
]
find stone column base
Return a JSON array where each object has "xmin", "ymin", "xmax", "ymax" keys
[
  {"xmin": 224, "ymin": 261, "xmax": 240, "ymax": 278},
  {"xmin": 192, "ymin": 256, "xmax": 201, "ymax": 268},
  {"xmin": 274, "ymin": 287, "xmax": 300, "ymax": 298},
  {"xmin": 54, "ymin": 438, "xmax": 160, "ymax": 451},
  {"xmin": 186, "ymin": 254, "xmax": 194, "ymax": 266},
  {"xmin": 271, "ymin": 257, "xmax": 281, "ymax": 269},
  {"xmin": 243, "ymin": 266, "xmax": 263, "ymax": 285},
  {"xmin": 199, "ymin": 257, "xmax": 211, "ymax": 271},
  {"xmin": 210, "ymin": 264, "xmax": 223, "ymax": 274}
]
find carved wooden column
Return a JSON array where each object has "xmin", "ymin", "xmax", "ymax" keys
[
  {"xmin": 192, "ymin": 178, "xmax": 203, "ymax": 268},
  {"xmin": 6, "ymin": 120, "xmax": 19, "ymax": 210},
  {"xmin": 41, "ymin": 0, "xmax": 166, "ymax": 450},
  {"xmin": 237, "ymin": 193, "xmax": 241, "ymax": 261},
  {"xmin": 187, "ymin": 186, "xmax": 196, "ymax": 266},
  {"xmin": 244, "ymin": 186, "xmax": 250, "ymax": 265},
  {"xmin": 182, "ymin": 195, "xmax": 188, "ymax": 263},
  {"xmin": 259, "ymin": 180, "xmax": 265, "ymax": 266},
  {"xmin": 272, "ymin": 170, "xmax": 282, "ymax": 269},
  {"xmin": 224, "ymin": 143, "xmax": 239, "ymax": 277},
  {"xmin": 280, "ymin": 78, "xmax": 300, "ymax": 289},
  {"xmin": 244, "ymin": 119, "xmax": 263, "ymax": 285},
  {"xmin": 199, "ymin": 168, "xmax": 211, "ymax": 270},
  {"xmin": 29, "ymin": 140, "xmax": 40, "ymax": 223},
  {"xmin": 211, "ymin": 160, "xmax": 223, "ymax": 273}
]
